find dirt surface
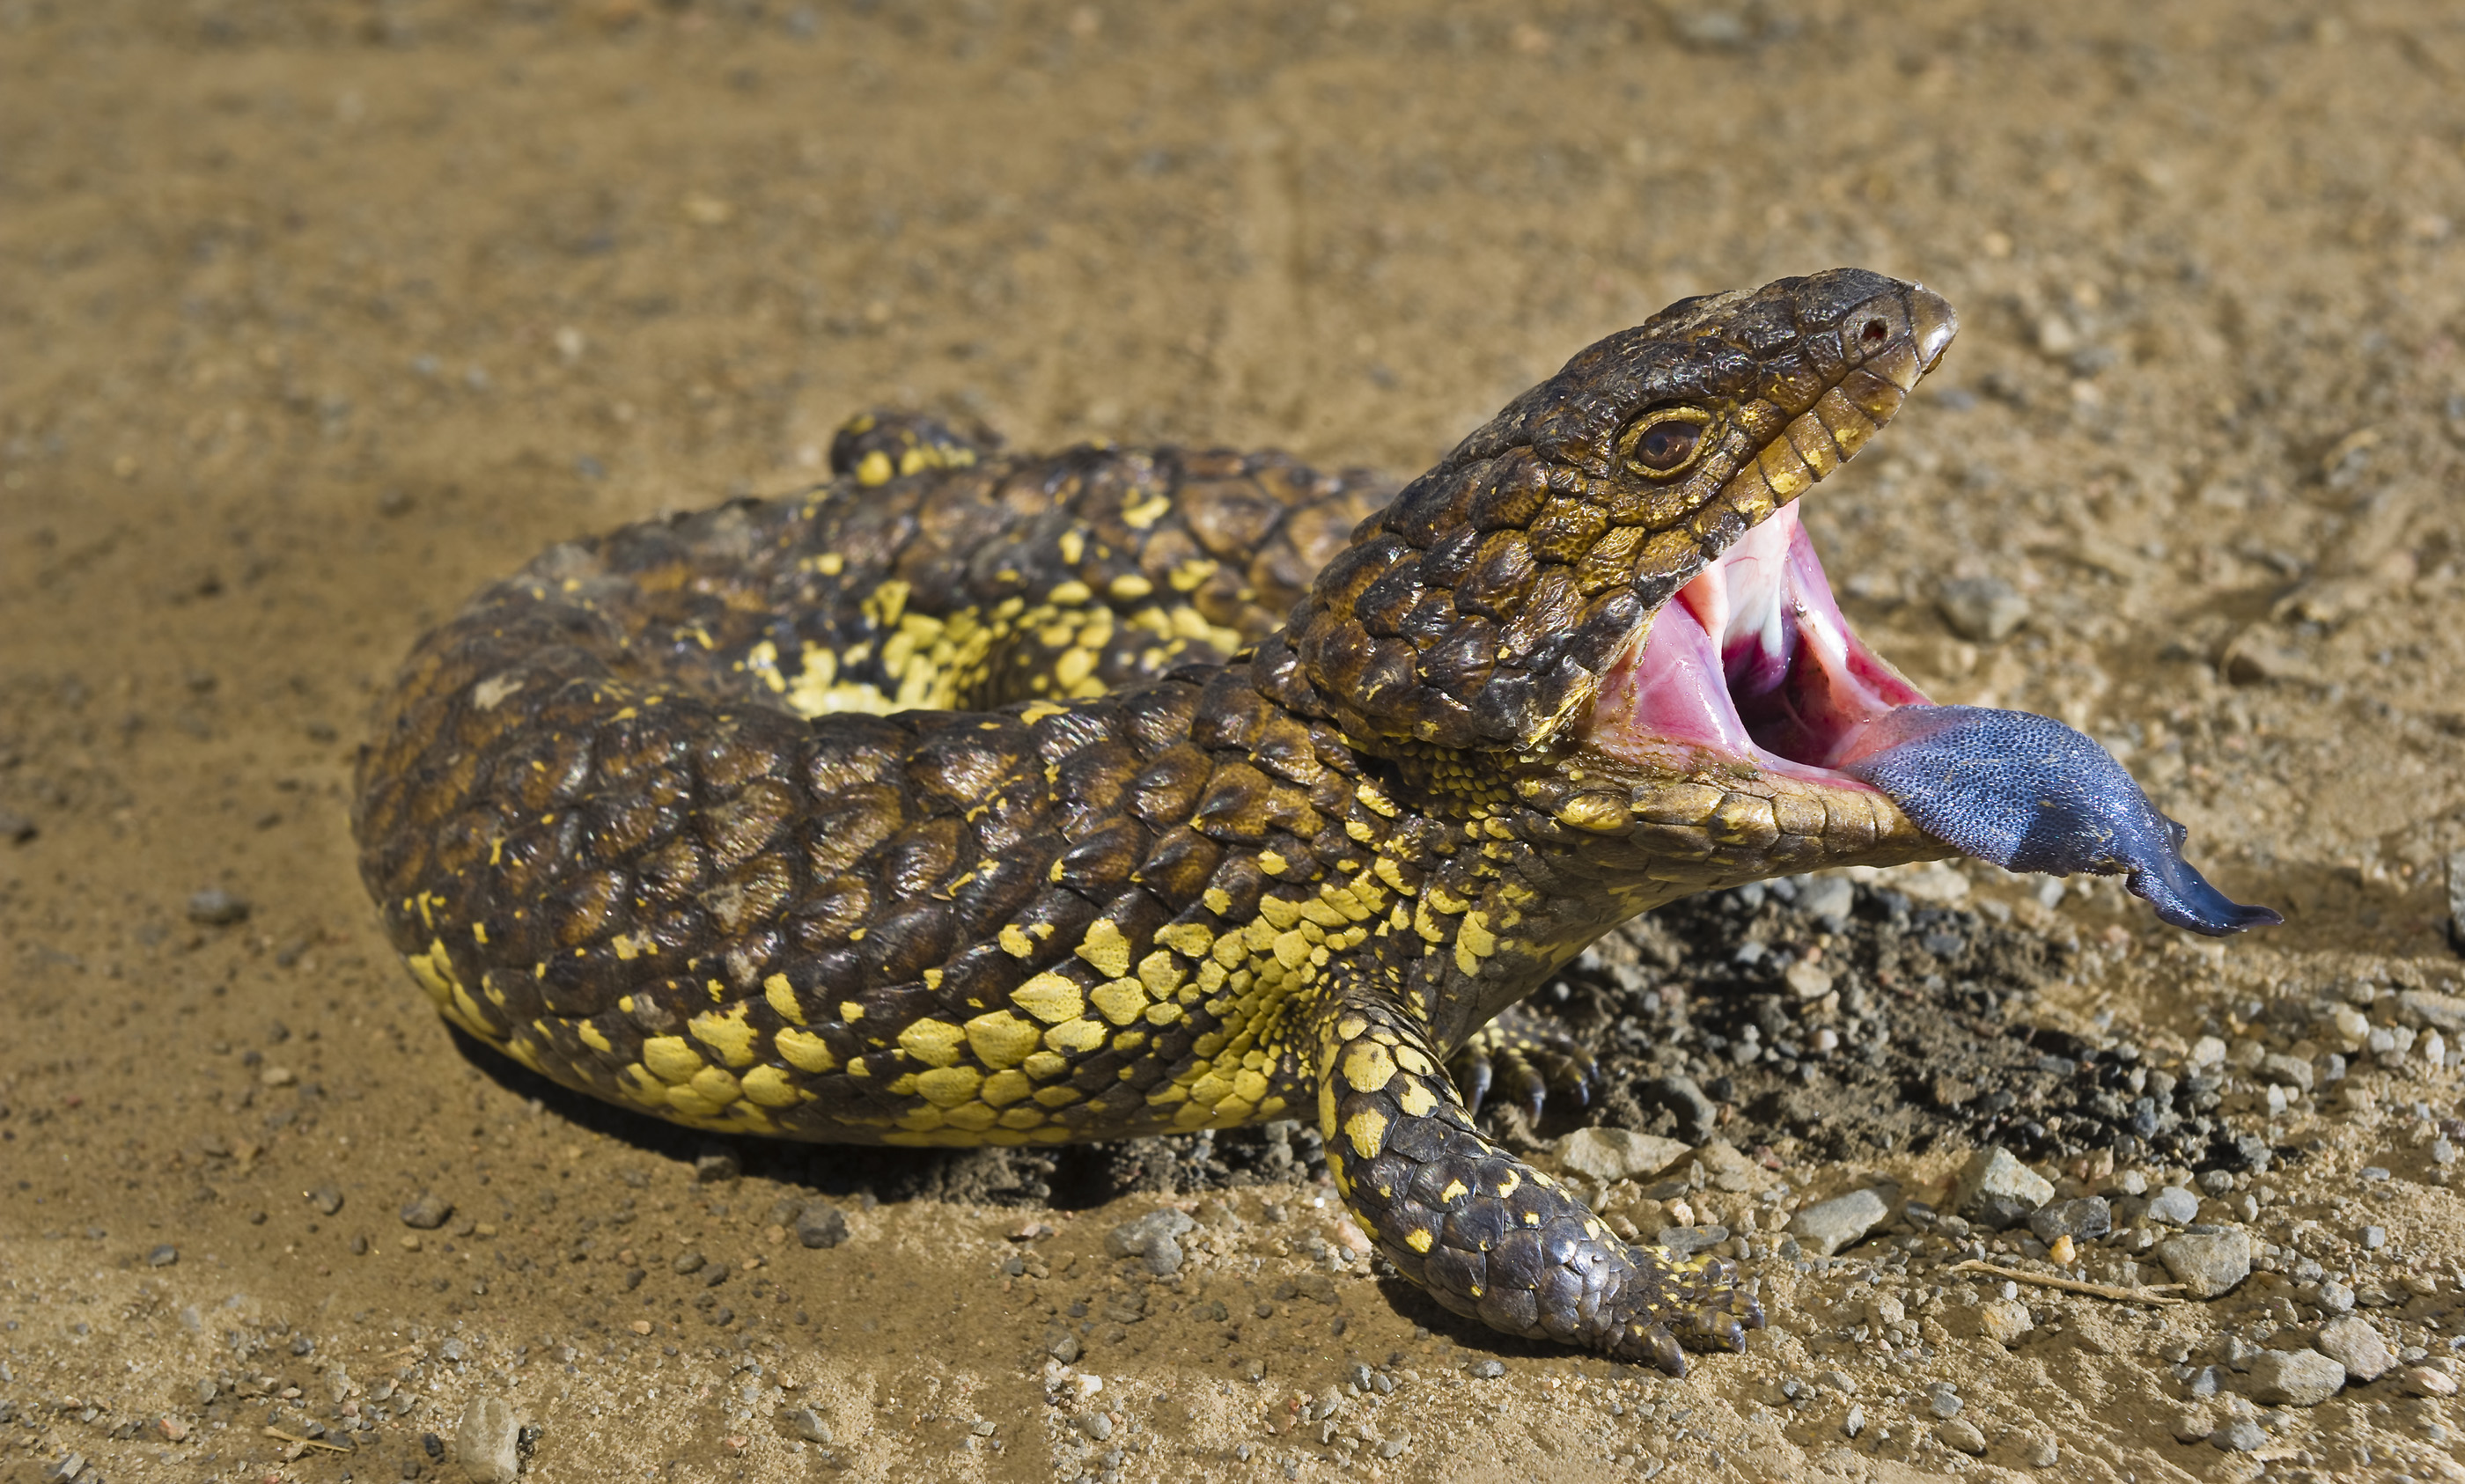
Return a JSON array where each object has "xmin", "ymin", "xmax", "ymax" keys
[{"xmin": 8, "ymin": 3, "xmax": 2465, "ymax": 1481}]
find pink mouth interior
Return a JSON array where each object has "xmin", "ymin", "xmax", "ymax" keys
[{"xmin": 1584, "ymin": 507, "xmax": 1931, "ymax": 783}]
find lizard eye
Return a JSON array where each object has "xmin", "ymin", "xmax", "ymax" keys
[{"xmin": 1618, "ymin": 407, "xmax": 1713, "ymax": 479}]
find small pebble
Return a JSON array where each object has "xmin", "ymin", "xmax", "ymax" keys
[
  {"xmin": 1789, "ymin": 1188, "xmax": 1890, "ymax": 1257},
  {"xmin": 1951, "ymin": 1148, "xmax": 2053, "ymax": 1230},
  {"xmin": 1936, "ymin": 576, "xmax": 2028, "ymax": 643},
  {"xmin": 1104, "ymin": 1209, "xmax": 1196, "ymax": 1276},
  {"xmin": 307, "ymin": 1185, "xmax": 344, "ymax": 1216},
  {"xmin": 1976, "ymin": 1297, "xmax": 2033, "ymax": 1346},
  {"xmin": 2246, "ymin": 1348, "xmax": 2344, "ymax": 1406},
  {"xmin": 0, "ymin": 810, "xmax": 33, "ymax": 843},
  {"xmin": 1553, "ymin": 1128, "xmax": 1691, "ymax": 1183},
  {"xmin": 187, "ymin": 887, "xmax": 250, "ymax": 926},
  {"xmin": 2403, "ymin": 1366, "xmax": 2459, "ymax": 1398},
  {"xmin": 1468, "ymin": 1359, "xmax": 1505, "ymax": 1379},
  {"xmin": 1937, "ymin": 1418, "xmax": 1986, "ymax": 1455},
  {"xmin": 1843, "ymin": 1404, "xmax": 1865, "ymax": 1438},
  {"xmin": 2156, "ymin": 1228, "xmax": 2252, "ymax": 1299},
  {"xmin": 780, "ymin": 1407, "xmax": 830, "ymax": 1444},
  {"xmin": 454, "ymin": 1392, "xmax": 521, "ymax": 1483},
  {"xmin": 2145, "ymin": 1186, "xmax": 2200, "ymax": 1225},
  {"xmin": 2018, "ymin": 1431, "xmax": 2057, "ymax": 1467},
  {"xmin": 794, "ymin": 1206, "xmax": 850, "ymax": 1250},
  {"xmin": 692, "ymin": 1150, "xmax": 740, "ymax": 1184},
  {"xmin": 2209, "ymin": 1416, "xmax": 2263, "ymax": 1452},
  {"xmin": 144, "ymin": 1245, "xmax": 178, "ymax": 1267},
  {"xmin": 1928, "ymin": 1384, "xmax": 1963, "ymax": 1419},
  {"xmin": 2314, "ymin": 1317, "xmax": 2391, "ymax": 1381},
  {"xmin": 2026, "ymin": 1196, "xmax": 2111, "ymax": 1244},
  {"xmin": 400, "ymin": 1193, "xmax": 453, "ymax": 1231}
]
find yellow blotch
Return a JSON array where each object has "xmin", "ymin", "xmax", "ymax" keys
[
  {"xmin": 1048, "ymin": 579, "xmax": 1093, "ymax": 606},
  {"xmin": 1033, "ymin": 1084, "xmax": 1082, "ymax": 1108},
  {"xmin": 897, "ymin": 1018, "xmax": 967, "ymax": 1069},
  {"xmin": 740, "ymin": 1065, "xmax": 804, "ymax": 1107},
  {"xmin": 1143, "ymin": 1002, "xmax": 1181, "ymax": 1026},
  {"xmin": 915, "ymin": 1066, "xmax": 983, "ymax": 1107},
  {"xmin": 616, "ymin": 1064, "xmax": 668, "ymax": 1109},
  {"xmin": 1107, "ymin": 573, "xmax": 1154, "ymax": 600},
  {"xmin": 1272, "ymin": 930, "xmax": 1311, "ymax": 970},
  {"xmin": 1343, "ymin": 1107, "xmax": 1389, "ymax": 1159},
  {"xmin": 640, "ymin": 1036, "xmax": 703, "ymax": 1085},
  {"xmin": 943, "ymin": 1100, "xmax": 999, "ymax": 1132},
  {"xmin": 686, "ymin": 1064, "xmax": 741, "ymax": 1108},
  {"xmin": 775, "ymin": 1027, "xmax": 837, "ymax": 1074},
  {"xmin": 1258, "ymin": 849, "xmax": 1289, "ymax": 876},
  {"xmin": 1341, "ymin": 1040, "xmax": 1396, "ymax": 1093},
  {"xmin": 577, "ymin": 1021, "xmax": 613, "ymax": 1054},
  {"xmin": 1496, "ymin": 1169, "xmax": 1521, "ymax": 1197},
  {"xmin": 1022, "ymin": 1050, "xmax": 1068, "ymax": 1081},
  {"xmin": 981, "ymin": 1069, "xmax": 1034, "ymax": 1106},
  {"xmin": 1045, "ymin": 1017, "xmax": 1107, "ymax": 1054},
  {"xmin": 688, "ymin": 1004, "xmax": 761, "ymax": 1068},
  {"xmin": 999, "ymin": 924, "xmax": 1036, "ymax": 958},
  {"xmin": 963, "ymin": 1010, "xmax": 1041, "ymax": 1069},
  {"xmin": 1232, "ymin": 1069, "xmax": 1269, "ymax": 1105},
  {"xmin": 1202, "ymin": 886, "xmax": 1232, "ymax": 915},
  {"xmin": 1136, "ymin": 950, "xmax": 1184, "ymax": 996},
  {"xmin": 1121, "ymin": 493, "xmax": 1171, "ymax": 528},
  {"xmin": 1440, "ymin": 1179, "xmax": 1469, "ymax": 1205},
  {"xmin": 1156, "ymin": 922, "xmax": 1215, "ymax": 958},
  {"xmin": 763, "ymin": 973, "xmax": 806, "ymax": 1025},
  {"xmin": 1076, "ymin": 917, "xmax": 1134, "ymax": 979},
  {"xmin": 1396, "ymin": 1076, "xmax": 1439, "ymax": 1117},
  {"xmin": 1405, "ymin": 1228, "xmax": 1435, "ymax": 1254},
  {"xmin": 997, "ymin": 1105, "xmax": 1046, "ymax": 1130},
  {"xmin": 856, "ymin": 449, "xmax": 894, "ymax": 484},
  {"xmin": 1089, "ymin": 978, "xmax": 1149, "ymax": 1026},
  {"xmin": 1336, "ymin": 1013, "xmax": 1369, "ymax": 1040}
]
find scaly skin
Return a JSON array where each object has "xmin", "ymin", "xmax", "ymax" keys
[{"xmin": 354, "ymin": 268, "xmax": 1958, "ymax": 1370}]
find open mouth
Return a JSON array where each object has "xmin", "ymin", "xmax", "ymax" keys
[{"xmin": 1583, "ymin": 502, "xmax": 1928, "ymax": 785}]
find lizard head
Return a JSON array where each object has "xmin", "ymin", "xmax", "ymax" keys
[{"xmin": 1282, "ymin": 269, "xmax": 2276, "ymax": 936}]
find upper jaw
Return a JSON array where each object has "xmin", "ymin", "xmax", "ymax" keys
[{"xmin": 1574, "ymin": 283, "xmax": 1956, "ymax": 794}]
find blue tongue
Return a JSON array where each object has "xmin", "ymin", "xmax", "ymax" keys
[{"xmin": 1840, "ymin": 705, "xmax": 2281, "ymax": 937}]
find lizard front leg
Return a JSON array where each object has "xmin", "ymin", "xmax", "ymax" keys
[{"xmin": 1313, "ymin": 969, "xmax": 1762, "ymax": 1373}]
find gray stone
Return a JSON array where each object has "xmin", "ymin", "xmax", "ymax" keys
[
  {"xmin": 1654, "ymin": 1224, "xmax": 1730, "ymax": 1255},
  {"xmin": 2246, "ymin": 1348, "xmax": 2344, "ymax": 1406},
  {"xmin": 1951, "ymin": 1148, "xmax": 2054, "ymax": 1230},
  {"xmin": 672, "ymin": 1251, "xmax": 706, "ymax": 1275},
  {"xmin": 2257, "ymin": 1053, "xmax": 2314, "ymax": 1092},
  {"xmin": 400, "ymin": 1192, "xmax": 453, "ymax": 1230},
  {"xmin": 1937, "ymin": 576, "xmax": 2028, "ymax": 643},
  {"xmin": 1468, "ymin": 1359, "xmax": 1505, "ymax": 1379},
  {"xmin": 779, "ymin": 1407, "xmax": 830, "ymax": 1444},
  {"xmin": 2145, "ymin": 1186, "xmax": 2200, "ymax": 1226},
  {"xmin": 144, "ymin": 1245, "xmax": 178, "ymax": 1267},
  {"xmin": 2314, "ymin": 1318, "xmax": 2391, "ymax": 1382},
  {"xmin": 1938, "ymin": 1419, "xmax": 1986, "ymax": 1455},
  {"xmin": 0, "ymin": 811, "xmax": 34, "ymax": 843},
  {"xmin": 1927, "ymin": 1385, "xmax": 1963, "ymax": 1419},
  {"xmin": 454, "ymin": 1393, "xmax": 521, "ymax": 1483},
  {"xmin": 1797, "ymin": 874, "xmax": 1856, "ymax": 924},
  {"xmin": 692, "ymin": 1149, "xmax": 740, "ymax": 1184},
  {"xmin": 2400, "ymin": 988, "xmax": 2465, "ymax": 1036},
  {"xmin": 794, "ymin": 1205, "xmax": 850, "ymax": 1250},
  {"xmin": 306, "ymin": 1184, "xmax": 344, "ymax": 1216},
  {"xmin": 2017, "ymin": 1431, "xmax": 2058, "ymax": 1467},
  {"xmin": 2210, "ymin": 1416, "xmax": 2263, "ymax": 1452},
  {"xmin": 2027, "ymin": 1196, "xmax": 2111, "ymax": 1244},
  {"xmin": 1104, "ymin": 1209, "xmax": 1196, "ymax": 1276},
  {"xmin": 1788, "ymin": 1188, "xmax": 1891, "ymax": 1257},
  {"xmin": 1976, "ymin": 1297, "xmax": 2034, "ymax": 1345},
  {"xmin": 187, "ymin": 887, "xmax": 250, "ymax": 925},
  {"xmin": 1552, "ymin": 1128, "xmax": 1690, "ymax": 1184},
  {"xmin": 2157, "ymin": 1228, "xmax": 2252, "ymax": 1299}
]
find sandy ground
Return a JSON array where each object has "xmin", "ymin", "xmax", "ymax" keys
[{"xmin": 7, "ymin": 2, "xmax": 2465, "ymax": 1480}]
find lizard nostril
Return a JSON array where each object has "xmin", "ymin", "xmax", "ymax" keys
[{"xmin": 1860, "ymin": 318, "xmax": 1889, "ymax": 347}]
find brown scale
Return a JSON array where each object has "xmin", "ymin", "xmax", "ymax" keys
[{"xmin": 357, "ymin": 269, "xmax": 1959, "ymax": 1370}]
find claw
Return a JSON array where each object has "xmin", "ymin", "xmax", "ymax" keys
[{"xmin": 1458, "ymin": 1054, "xmax": 1493, "ymax": 1116}]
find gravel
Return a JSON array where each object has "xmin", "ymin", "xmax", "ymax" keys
[
  {"xmin": 780, "ymin": 1406, "xmax": 830, "ymax": 1444},
  {"xmin": 1936, "ymin": 576, "xmax": 2029, "ymax": 643},
  {"xmin": 1789, "ymin": 1187, "xmax": 1891, "ymax": 1257},
  {"xmin": 143, "ymin": 1245, "xmax": 177, "ymax": 1267},
  {"xmin": 2247, "ymin": 1348, "xmax": 2344, "ymax": 1406},
  {"xmin": 793, "ymin": 1205, "xmax": 850, "ymax": 1250},
  {"xmin": 1976, "ymin": 1297, "xmax": 2034, "ymax": 1345},
  {"xmin": 186, "ymin": 887, "xmax": 250, "ymax": 925},
  {"xmin": 1104, "ymin": 1209, "xmax": 1196, "ymax": 1276},
  {"xmin": 400, "ymin": 1193, "xmax": 453, "ymax": 1231},
  {"xmin": 455, "ymin": 1392, "xmax": 521, "ymax": 1482},
  {"xmin": 1938, "ymin": 1418, "xmax": 1987, "ymax": 1455},
  {"xmin": 2156, "ymin": 1227, "xmax": 2252, "ymax": 1299},
  {"xmin": 1552, "ymin": 1128, "xmax": 1690, "ymax": 1183},
  {"xmin": 2026, "ymin": 1195, "xmax": 2111, "ymax": 1244},
  {"xmin": 2314, "ymin": 1317, "xmax": 2391, "ymax": 1382},
  {"xmin": 1952, "ymin": 1148, "xmax": 2053, "ymax": 1230},
  {"xmin": 2144, "ymin": 1186, "xmax": 2201, "ymax": 1226}
]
